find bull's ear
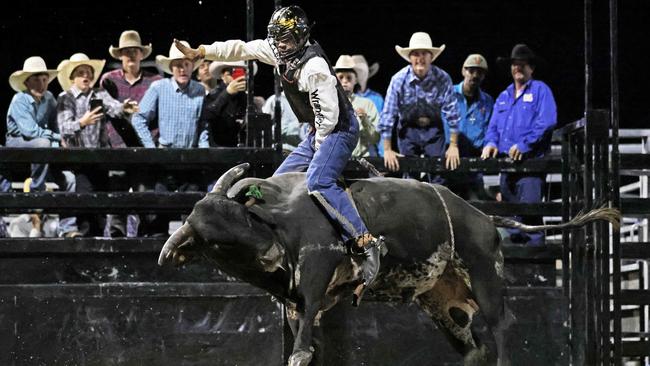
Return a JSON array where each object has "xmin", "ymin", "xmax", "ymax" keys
[{"xmin": 248, "ymin": 205, "xmax": 277, "ymax": 226}]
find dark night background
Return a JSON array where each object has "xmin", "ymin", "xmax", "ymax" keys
[{"xmin": 1, "ymin": 0, "xmax": 646, "ymax": 142}]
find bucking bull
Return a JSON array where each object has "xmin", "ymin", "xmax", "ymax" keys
[{"xmin": 158, "ymin": 163, "xmax": 620, "ymax": 366}]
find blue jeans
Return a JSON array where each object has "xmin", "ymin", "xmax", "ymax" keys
[
  {"xmin": 6, "ymin": 136, "xmax": 53, "ymax": 191},
  {"xmin": 397, "ymin": 125, "xmax": 446, "ymax": 184},
  {"xmin": 500, "ymin": 173, "xmax": 545, "ymax": 246},
  {"xmin": 274, "ymin": 115, "xmax": 367, "ymax": 242}
]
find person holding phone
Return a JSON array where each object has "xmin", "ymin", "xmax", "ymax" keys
[
  {"xmin": 175, "ymin": 5, "xmax": 384, "ymax": 304},
  {"xmin": 56, "ymin": 52, "xmax": 138, "ymax": 237},
  {"xmin": 196, "ymin": 60, "xmax": 256, "ymax": 147}
]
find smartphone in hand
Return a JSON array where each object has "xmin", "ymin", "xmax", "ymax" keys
[
  {"xmin": 89, "ymin": 98, "xmax": 104, "ymax": 113},
  {"xmin": 231, "ymin": 67, "xmax": 246, "ymax": 79}
]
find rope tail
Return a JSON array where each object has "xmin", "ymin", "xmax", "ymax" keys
[{"xmin": 489, "ymin": 206, "xmax": 621, "ymax": 232}]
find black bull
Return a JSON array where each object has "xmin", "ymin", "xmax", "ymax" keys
[{"xmin": 158, "ymin": 163, "xmax": 620, "ymax": 366}]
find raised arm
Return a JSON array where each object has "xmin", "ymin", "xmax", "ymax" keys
[{"xmin": 174, "ymin": 39, "xmax": 277, "ymax": 66}]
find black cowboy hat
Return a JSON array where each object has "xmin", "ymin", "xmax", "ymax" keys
[{"xmin": 496, "ymin": 43, "xmax": 541, "ymax": 67}]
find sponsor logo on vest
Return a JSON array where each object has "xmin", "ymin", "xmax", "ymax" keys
[{"xmin": 311, "ymin": 89, "xmax": 324, "ymax": 127}]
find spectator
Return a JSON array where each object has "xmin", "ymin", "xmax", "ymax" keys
[
  {"xmin": 443, "ymin": 54, "xmax": 494, "ymax": 200},
  {"xmin": 175, "ymin": 5, "xmax": 384, "ymax": 301},
  {"xmin": 378, "ymin": 32, "xmax": 461, "ymax": 183},
  {"xmin": 197, "ymin": 60, "xmax": 257, "ymax": 147},
  {"xmin": 352, "ymin": 54, "xmax": 384, "ymax": 156},
  {"xmin": 101, "ymin": 30, "xmax": 161, "ymax": 147},
  {"xmin": 131, "ymin": 41, "xmax": 207, "ymax": 237},
  {"xmin": 57, "ymin": 53, "xmax": 138, "ymax": 237},
  {"xmin": 7, "ymin": 57, "xmax": 61, "ymax": 188},
  {"xmin": 101, "ymin": 30, "xmax": 161, "ymax": 237},
  {"xmin": 132, "ymin": 40, "xmax": 207, "ymax": 148},
  {"xmin": 333, "ymin": 55, "xmax": 380, "ymax": 157},
  {"xmin": 352, "ymin": 54, "xmax": 384, "ymax": 115},
  {"xmin": 262, "ymin": 88, "xmax": 307, "ymax": 153},
  {"xmin": 481, "ymin": 44, "xmax": 557, "ymax": 246},
  {"xmin": 196, "ymin": 60, "xmax": 220, "ymax": 94},
  {"xmin": 6, "ymin": 56, "xmax": 79, "ymax": 237}
]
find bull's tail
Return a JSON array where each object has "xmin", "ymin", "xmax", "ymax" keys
[
  {"xmin": 357, "ymin": 158, "xmax": 384, "ymax": 177},
  {"xmin": 489, "ymin": 206, "xmax": 621, "ymax": 232}
]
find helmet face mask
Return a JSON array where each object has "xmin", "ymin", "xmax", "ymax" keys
[{"xmin": 267, "ymin": 6, "xmax": 311, "ymax": 63}]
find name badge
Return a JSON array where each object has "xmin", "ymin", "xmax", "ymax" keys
[{"xmin": 523, "ymin": 93, "xmax": 534, "ymax": 102}]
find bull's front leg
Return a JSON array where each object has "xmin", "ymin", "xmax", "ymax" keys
[
  {"xmin": 288, "ymin": 248, "xmax": 342, "ymax": 366},
  {"xmin": 288, "ymin": 303, "xmax": 321, "ymax": 366}
]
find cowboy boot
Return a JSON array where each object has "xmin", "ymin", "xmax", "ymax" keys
[{"xmin": 352, "ymin": 234, "xmax": 385, "ymax": 307}]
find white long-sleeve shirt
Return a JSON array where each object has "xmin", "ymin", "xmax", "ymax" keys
[{"xmin": 203, "ymin": 40, "xmax": 339, "ymax": 147}]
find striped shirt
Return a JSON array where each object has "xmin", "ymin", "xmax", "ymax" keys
[
  {"xmin": 378, "ymin": 65, "xmax": 460, "ymax": 140},
  {"xmin": 131, "ymin": 78, "xmax": 208, "ymax": 148},
  {"xmin": 57, "ymin": 86, "xmax": 125, "ymax": 148}
]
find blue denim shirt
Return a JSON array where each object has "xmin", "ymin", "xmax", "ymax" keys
[
  {"xmin": 443, "ymin": 82, "xmax": 494, "ymax": 150},
  {"xmin": 6, "ymin": 91, "xmax": 60, "ymax": 141},
  {"xmin": 484, "ymin": 79, "xmax": 557, "ymax": 156}
]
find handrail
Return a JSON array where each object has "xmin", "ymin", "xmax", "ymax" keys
[{"xmin": 0, "ymin": 147, "xmax": 565, "ymax": 174}]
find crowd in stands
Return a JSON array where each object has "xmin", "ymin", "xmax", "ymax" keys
[{"xmin": 1, "ymin": 27, "xmax": 557, "ymax": 247}]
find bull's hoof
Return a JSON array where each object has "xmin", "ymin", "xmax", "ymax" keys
[{"xmin": 288, "ymin": 350, "xmax": 313, "ymax": 366}]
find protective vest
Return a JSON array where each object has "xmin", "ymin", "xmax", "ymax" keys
[{"xmin": 279, "ymin": 42, "xmax": 352, "ymax": 132}]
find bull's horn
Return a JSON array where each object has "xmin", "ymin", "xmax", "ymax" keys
[
  {"xmin": 158, "ymin": 222, "xmax": 195, "ymax": 266},
  {"xmin": 211, "ymin": 163, "xmax": 251, "ymax": 195}
]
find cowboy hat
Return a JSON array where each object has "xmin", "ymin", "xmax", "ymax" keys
[
  {"xmin": 395, "ymin": 32, "xmax": 445, "ymax": 63},
  {"xmin": 9, "ymin": 56, "xmax": 58, "ymax": 92},
  {"xmin": 462, "ymin": 54, "xmax": 488, "ymax": 71},
  {"xmin": 56, "ymin": 53, "xmax": 106, "ymax": 91},
  {"xmin": 109, "ymin": 30, "xmax": 153, "ymax": 60},
  {"xmin": 155, "ymin": 40, "xmax": 200, "ymax": 75},
  {"xmin": 496, "ymin": 43, "xmax": 540, "ymax": 67},
  {"xmin": 333, "ymin": 55, "xmax": 363, "ymax": 76},
  {"xmin": 351, "ymin": 54, "xmax": 379, "ymax": 92},
  {"xmin": 210, "ymin": 60, "xmax": 258, "ymax": 77}
]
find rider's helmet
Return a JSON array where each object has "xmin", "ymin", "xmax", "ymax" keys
[{"xmin": 267, "ymin": 6, "xmax": 312, "ymax": 63}]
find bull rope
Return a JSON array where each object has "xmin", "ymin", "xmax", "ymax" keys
[{"xmin": 430, "ymin": 184, "xmax": 455, "ymax": 253}]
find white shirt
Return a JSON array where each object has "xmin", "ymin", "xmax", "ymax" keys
[{"xmin": 203, "ymin": 39, "xmax": 339, "ymax": 148}]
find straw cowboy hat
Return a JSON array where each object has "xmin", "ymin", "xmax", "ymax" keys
[
  {"xmin": 56, "ymin": 53, "xmax": 106, "ymax": 91},
  {"xmin": 352, "ymin": 54, "xmax": 380, "ymax": 92},
  {"xmin": 109, "ymin": 30, "xmax": 153, "ymax": 60},
  {"xmin": 332, "ymin": 55, "xmax": 364, "ymax": 77},
  {"xmin": 395, "ymin": 32, "xmax": 446, "ymax": 63},
  {"xmin": 209, "ymin": 60, "xmax": 258, "ymax": 77},
  {"xmin": 155, "ymin": 40, "xmax": 200, "ymax": 75},
  {"xmin": 9, "ymin": 56, "xmax": 58, "ymax": 92}
]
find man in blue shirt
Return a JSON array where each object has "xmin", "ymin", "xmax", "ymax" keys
[
  {"xmin": 443, "ymin": 54, "xmax": 494, "ymax": 200},
  {"xmin": 6, "ymin": 57, "xmax": 61, "ymax": 191},
  {"xmin": 131, "ymin": 41, "xmax": 207, "ymax": 237},
  {"xmin": 132, "ymin": 40, "xmax": 207, "ymax": 148},
  {"xmin": 5, "ymin": 56, "xmax": 79, "ymax": 237},
  {"xmin": 378, "ymin": 32, "xmax": 461, "ymax": 183},
  {"xmin": 481, "ymin": 44, "xmax": 557, "ymax": 246}
]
